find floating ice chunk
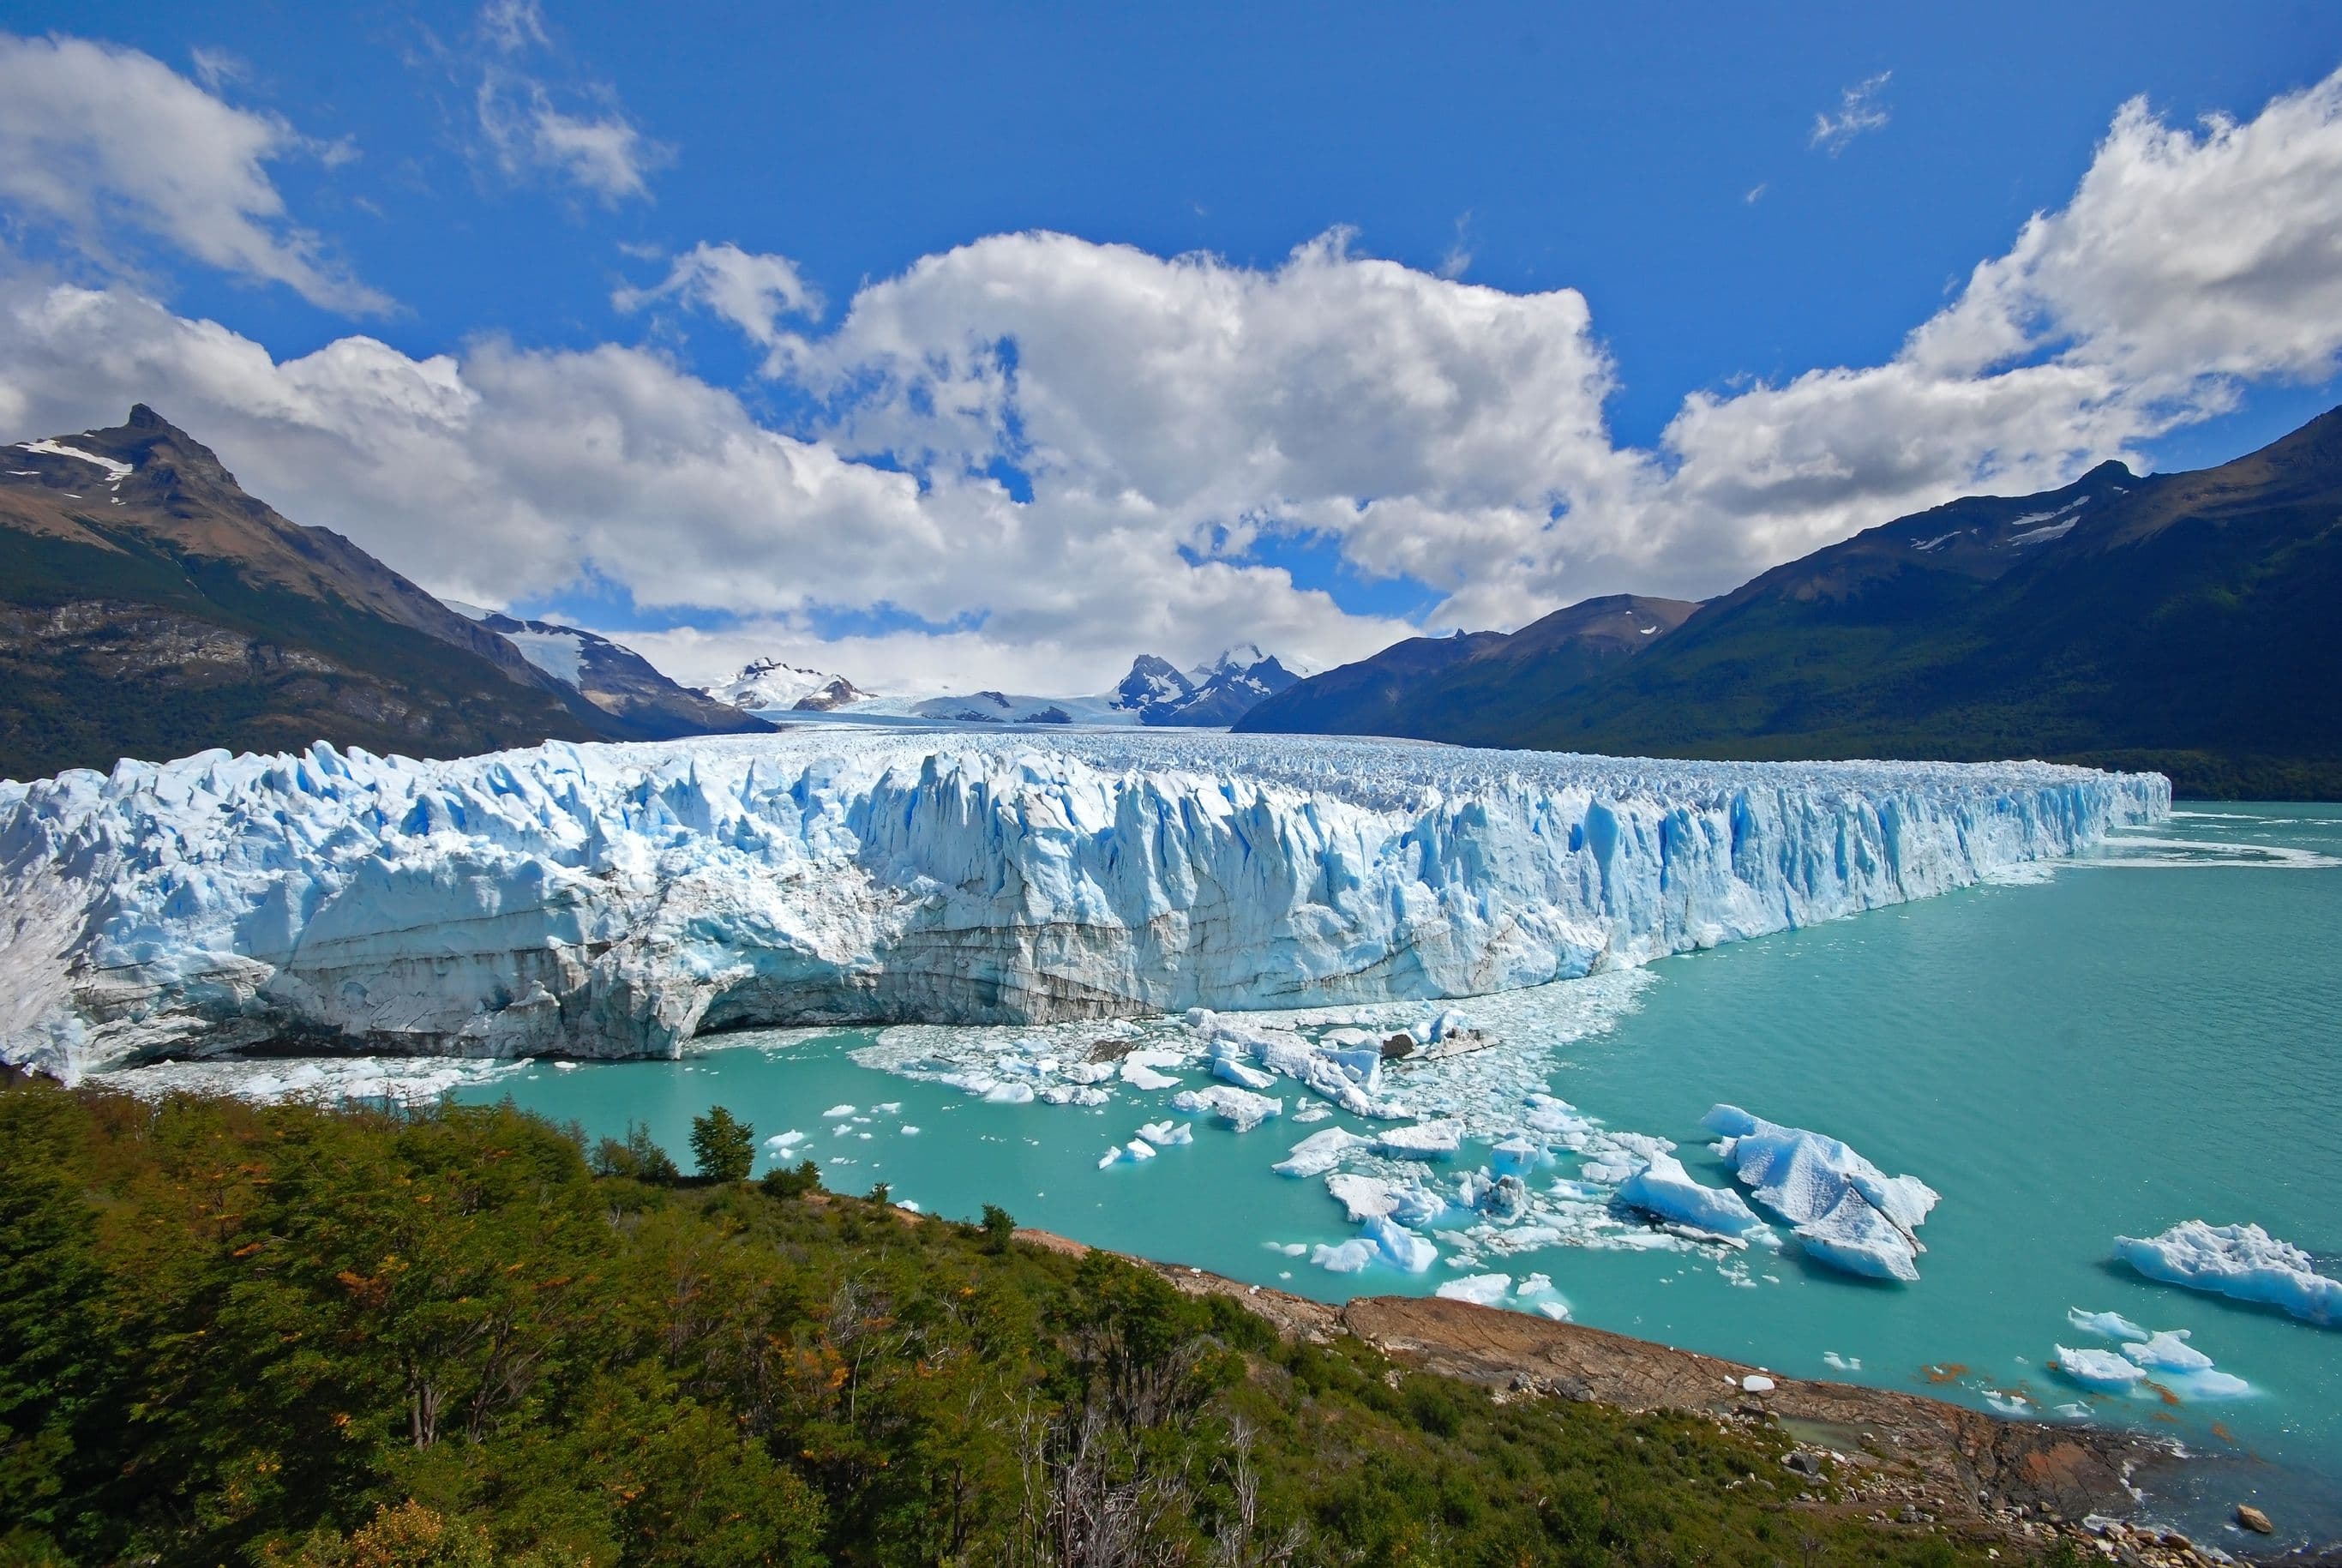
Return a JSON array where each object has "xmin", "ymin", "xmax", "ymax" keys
[
  {"xmin": 2168, "ymin": 1370, "xmax": 2252, "ymax": 1399},
  {"xmin": 900, "ymin": 1126, "xmax": 920, "ymax": 1136},
  {"xmin": 1035, "ymin": 1084, "xmax": 1109, "ymax": 1106},
  {"xmin": 1797, "ymin": 1189, "xmax": 1926, "ymax": 1282},
  {"xmin": 765, "ymin": 1129, "xmax": 807, "ymax": 1149},
  {"xmin": 1435, "ymin": 1274, "xmax": 1511, "ymax": 1306},
  {"xmin": 1740, "ymin": 1374, "xmax": 1776, "ymax": 1393},
  {"xmin": 2055, "ymin": 1346, "xmax": 2147, "ymax": 1391},
  {"xmin": 1136, "ymin": 1120, "xmax": 1192, "ymax": 1147},
  {"xmin": 1516, "ymin": 1272, "xmax": 1553, "ymax": 1296},
  {"xmin": 1702, "ymin": 1104, "xmax": 1936, "ymax": 1280},
  {"xmin": 1313, "ymin": 1239, "xmax": 1376, "ymax": 1273},
  {"xmin": 1984, "ymin": 1389, "xmax": 2032, "ymax": 1415},
  {"xmin": 1488, "ymin": 1137, "xmax": 1550, "ymax": 1178},
  {"xmin": 1274, "ymin": 1127, "xmax": 1371, "ymax": 1178},
  {"xmin": 1362, "ymin": 1216, "xmax": 1438, "ymax": 1273},
  {"xmin": 984, "ymin": 1081, "xmax": 1036, "ymax": 1104},
  {"xmin": 1616, "ymin": 1150, "xmax": 1767, "ymax": 1238},
  {"xmin": 1057, "ymin": 1062, "xmax": 1118, "ymax": 1086},
  {"xmin": 2125, "ymin": 1330, "xmax": 2213, "ymax": 1373},
  {"xmin": 1327, "ymin": 1173, "xmax": 1400, "ymax": 1223},
  {"xmin": 2053, "ymin": 1402, "xmax": 2092, "ymax": 1420},
  {"xmin": 1535, "ymin": 1301, "xmax": 1571, "ymax": 1320},
  {"xmin": 874, "ymin": 1102, "xmax": 902, "ymax": 1113},
  {"xmin": 1212, "ymin": 1054, "xmax": 1278, "ymax": 1091},
  {"xmin": 2113, "ymin": 1222, "xmax": 2342, "ymax": 1327},
  {"xmin": 1292, "ymin": 1103, "xmax": 1334, "ymax": 1124},
  {"xmin": 1377, "ymin": 1118, "xmax": 1462, "ymax": 1160},
  {"xmin": 1264, "ymin": 1241, "xmax": 1309, "ymax": 1257},
  {"xmin": 2066, "ymin": 1307, "xmax": 2149, "ymax": 1342},
  {"xmin": 1522, "ymin": 1093, "xmax": 1594, "ymax": 1138},
  {"xmin": 1170, "ymin": 1084, "xmax": 1282, "ymax": 1132},
  {"xmin": 1120, "ymin": 1061, "xmax": 1180, "ymax": 1090},
  {"xmin": 824, "ymin": 1104, "xmax": 857, "ymax": 1118},
  {"xmin": 1822, "ymin": 1351, "xmax": 1862, "ymax": 1373}
]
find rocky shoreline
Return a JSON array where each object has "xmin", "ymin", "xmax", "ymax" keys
[{"xmin": 1018, "ymin": 1229, "xmax": 2329, "ymax": 1566}]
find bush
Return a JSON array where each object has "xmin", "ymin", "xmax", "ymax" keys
[
  {"xmin": 980, "ymin": 1202, "xmax": 1017, "ymax": 1251},
  {"xmin": 688, "ymin": 1105, "xmax": 754, "ymax": 1183},
  {"xmin": 759, "ymin": 1158, "xmax": 820, "ymax": 1199}
]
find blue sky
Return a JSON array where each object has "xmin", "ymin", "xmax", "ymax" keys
[{"xmin": 3, "ymin": 3, "xmax": 2339, "ymax": 691}]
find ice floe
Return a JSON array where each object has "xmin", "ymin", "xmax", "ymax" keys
[{"xmin": 2114, "ymin": 1221, "xmax": 2342, "ymax": 1328}]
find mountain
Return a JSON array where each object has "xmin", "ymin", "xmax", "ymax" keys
[
  {"xmin": 447, "ymin": 605, "xmax": 772, "ymax": 742},
  {"xmin": 1235, "ymin": 596, "xmax": 1697, "ymax": 739},
  {"xmin": 1239, "ymin": 406, "xmax": 2342, "ymax": 797},
  {"xmin": 0, "ymin": 406, "xmax": 614, "ymax": 779},
  {"xmin": 703, "ymin": 657, "xmax": 874, "ymax": 712},
  {"xmin": 1096, "ymin": 644, "xmax": 1304, "ymax": 725},
  {"xmin": 1162, "ymin": 643, "xmax": 1307, "ymax": 724}
]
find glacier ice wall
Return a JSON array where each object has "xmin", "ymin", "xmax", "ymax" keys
[{"xmin": 0, "ymin": 732, "xmax": 2167, "ymax": 1078}]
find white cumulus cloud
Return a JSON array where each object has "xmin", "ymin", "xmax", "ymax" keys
[
  {"xmin": 3, "ymin": 63, "xmax": 2341, "ymax": 694},
  {"xmin": 0, "ymin": 33, "xmax": 387, "ymax": 314}
]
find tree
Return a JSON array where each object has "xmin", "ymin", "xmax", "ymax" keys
[
  {"xmin": 588, "ymin": 1121, "xmax": 678, "ymax": 1184},
  {"xmin": 980, "ymin": 1204, "xmax": 1017, "ymax": 1252},
  {"xmin": 688, "ymin": 1106, "xmax": 754, "ymax": 1183}
]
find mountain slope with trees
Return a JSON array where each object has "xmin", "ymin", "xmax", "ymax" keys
[
  {"xmin": 1240, "ymin": 408, "xmax": 2342, "ymax": 797},
  {"xmin": 0, "ymin": 407, "xmax": 761, "ymax": 780},
  {"xmin": 0, "ymin": 1078, "xmax": 2028, "ymax": 1568}
]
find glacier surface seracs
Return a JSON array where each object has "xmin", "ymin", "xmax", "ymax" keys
[{"xmin": 0, "ymin": 730, "xmax": 2166, "ymax": 1079}]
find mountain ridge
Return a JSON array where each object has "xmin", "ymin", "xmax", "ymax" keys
[
  {"xmin": 1239, "ymin": 406, "xmax": 2342, "ymax": 797},
  {"xmin": 0, "ymin": 406, "xmax": 758, "ymax": 778}
]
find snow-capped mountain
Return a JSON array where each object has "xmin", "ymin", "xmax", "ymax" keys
[
  {"xmin": 701, "ymin": 658, "xmax": 873, "ymax": 712},
  {"xmin": 444, "ymin": 604, "xmax": 771, "ymax": 742},
  {"xmin": 1157, "ymin": 644, "xmax": 1306, "ymax": 725}
]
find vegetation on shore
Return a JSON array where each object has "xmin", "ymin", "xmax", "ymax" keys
[{"xmin": 2, "ymin": 1078, "xmax": 2017, "ymax": 1566}]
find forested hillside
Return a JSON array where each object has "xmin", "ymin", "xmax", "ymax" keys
[{"xmin": 0, "ymin": 1081, "xmax": 2011, "ymax": 1567}]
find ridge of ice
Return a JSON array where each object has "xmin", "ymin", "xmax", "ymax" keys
[{"xmin": 0, "ymin": 730, "xmax": 2165, "ymax": 1080}]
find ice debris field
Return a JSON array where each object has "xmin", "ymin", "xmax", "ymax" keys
[{"xmin": 1, "ymin": 729, "xmax": 2164, "ymax": 1081}]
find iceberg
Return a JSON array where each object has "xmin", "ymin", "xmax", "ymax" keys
[
  {"xmin": 1312, "ymin": 1240, "xmax": 1376, "ymax": 1274},
  {"xmin": 1170, "ymin": 1084, "xmax": 1282, "ymax": 1132},
  {"xmin": 2114, "ymin": 1222, "xmax": 2342, "ymax": 1328},
  {"xmin": 2054, "ymin": 1346, "xmax": 2147, "ymax": 1392},
  {"xmin": 1273, "ymin": 1126, "xmax": 1371, "ymax": 1178},
  {"xmin": 2066, "ymin": 1307, "xmax": 2148, "ymax": 1342},
  {"xmin": 1377, "ymin": 1119, "xmax": 1464, "ymax": 1160},
  {"xmin": 1135, "ymin": 1120, "xmax": 1192, "ymax": 1148},
  {"xmin": 1435, "ymin": 1274, "xmax": 1512, "ymax": 1306},
  {"xmin": 1702, "ymin": 1105, "xmax": 1937, "ymax": 1281},
  {"xmin": 1361, "ymin": 1215, "xmax": 1438, "ymax": 1273},
  {"xmin": 0, "ymin": 731, "xmax": 2164, "ymax": 1079},
  {"xmin": 2123, "ymin": 1330, "xmax": 2212, "ymax": 1373},
  {"xmin": 1615, "ymin": 1147, "xmax": 1767, "ymax": 1239}
]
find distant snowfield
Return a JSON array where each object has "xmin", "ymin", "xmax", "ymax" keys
[{"xmin": 0, "ymin": 730, "xmax": 2167, "ymax": 1080}]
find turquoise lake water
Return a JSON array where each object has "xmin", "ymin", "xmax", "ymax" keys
[{"xmin": 398, "ymin": 803, "xmax": 2328, "ymax": 1543}]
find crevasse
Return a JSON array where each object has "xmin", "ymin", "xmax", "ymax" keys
[{"xmin": 0, "ymin": 732, "xmax": 2168, "ymax": 1078}]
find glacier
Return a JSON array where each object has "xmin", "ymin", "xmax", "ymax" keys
[{"xmin": 0, "ymin": 730, "xmax": 2165, "ymax": 1080}]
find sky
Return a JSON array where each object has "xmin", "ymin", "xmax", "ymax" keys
[{"xmin": 2, "ymin": 3, "xmax": 2340, "ymax": 695}]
